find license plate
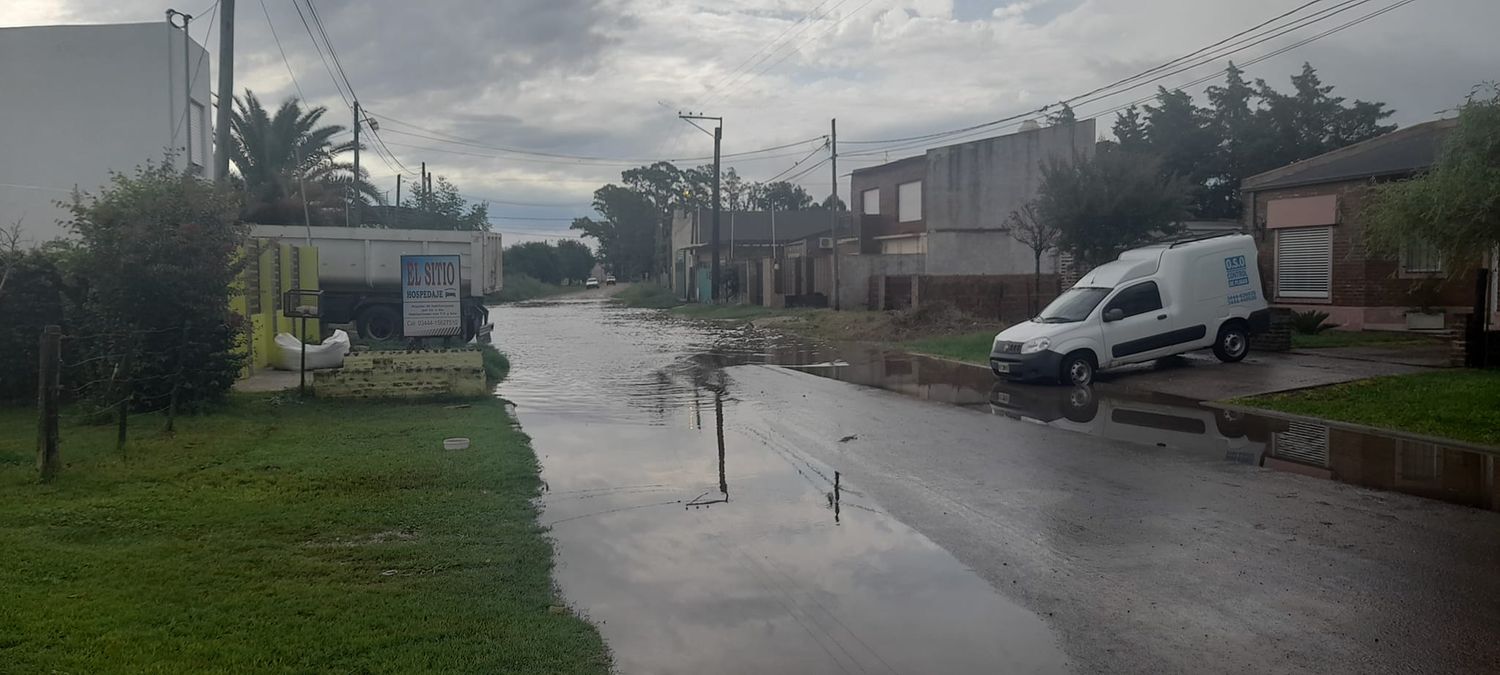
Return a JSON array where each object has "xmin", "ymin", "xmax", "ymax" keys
[
  {"xmin": 993, "ymin": 391, "xmax": 1011, "ymax": 404},
  {"xmin": 992, "ymin": 362, "xmax": 1011, "ymax": 374}
]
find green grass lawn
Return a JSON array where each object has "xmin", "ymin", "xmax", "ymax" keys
[
  {"xmin": 900, "ymin": 330, "xmax": 997, "ymax": 364},
  {"xmin": 670, "ymin": 304, "xmax": 793, "ymax": 321},
  {"xmin": 493, "ymin": 274, "xmax": 589, "ymax": 303},
  {"xmin": 1236, "ymin": 370, "xmax": 1500, "ymax": 446},
  {"xmin": 0, "ymin": 396, "xmax": 607, "ymax": 673},
  {"xmin": 1292, "ymin": 330, "xmax": 1447, "ymax": 349}
]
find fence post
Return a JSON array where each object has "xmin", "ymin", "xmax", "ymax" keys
[
  {"xmin": 37, "ymin": 325, "xmax": 61, "ymax": 482},
  {"xmin": 165, "ymin": 321, "xmax": 190, "ymax": 432},
  {"xmin": 114, "ymin": 345, "xmax": 134, "ymax": 458}
]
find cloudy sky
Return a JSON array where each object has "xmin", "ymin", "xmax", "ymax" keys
[{"xmin": 4, "ymin": 0, "xmax": 1496, "ymax": 243}]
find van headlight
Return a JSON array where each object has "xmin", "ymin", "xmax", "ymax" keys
[{"xmin": 1020, "ymin": 337, "xmax": 1051, "ymax": 354}]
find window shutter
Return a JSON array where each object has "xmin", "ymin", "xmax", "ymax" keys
[{"xmin": 1276, "ymin": 226, "xmax": 1331, "ymax": 299}]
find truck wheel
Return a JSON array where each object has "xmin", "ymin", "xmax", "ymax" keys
[
  {"xmin": 1059, "ymin": 352, "xmax": 1095, "ymax": 386},
  {"xmin": 358, "ymin": 305, "xmax": 401, "ymax": 341},
  {"xmin": 1213, "ymin": 323, "xmax": 1249, "ymax": 363}
]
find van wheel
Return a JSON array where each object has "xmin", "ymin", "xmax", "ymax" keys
[
  {"xmin": 1059, "ymin": 352, "xmax": 1095, "ymax": 386},
  {"xmin": 1213, "ymin": 323, "xmax": 1249, "ymax": 362},
  {"xmin": 359, "ymin": 305, "xmax": 401, "ymax": 341}
]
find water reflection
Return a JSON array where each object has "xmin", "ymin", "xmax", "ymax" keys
[{"xmin": 793, "ymin": 351, "xmax": 1500, "ymax": 513}]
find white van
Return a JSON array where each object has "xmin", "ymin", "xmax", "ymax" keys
[{"xmin": 990, "ymin": 234, "xmax": 1270, "ymax": 385}]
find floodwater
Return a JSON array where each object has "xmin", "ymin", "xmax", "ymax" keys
[
  {"xmin": 796, "ymin": 352, "xmax": 1500, "ymax": 513},
  {"xmin": 495, "ymin": 297, "xmax": 1068, "ymax": 675}
]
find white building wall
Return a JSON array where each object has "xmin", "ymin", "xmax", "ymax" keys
[{"xmin": 0, "ymin": 22, "xmax": 213, "ymax": 243}]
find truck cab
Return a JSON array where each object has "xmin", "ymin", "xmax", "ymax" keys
[{"xmin": 990, "ymin": 234, "xmax": 1270, "ymax": 385}]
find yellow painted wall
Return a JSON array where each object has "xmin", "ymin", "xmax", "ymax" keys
[{"xmin": 231, "ymin": 240, "xmax": 320, "ymax": 376}]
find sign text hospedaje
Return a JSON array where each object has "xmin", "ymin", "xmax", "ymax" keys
[{"xmin": 401, "ymin": 254, "xmax": 461, "ymax": 337}]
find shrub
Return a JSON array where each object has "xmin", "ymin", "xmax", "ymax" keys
[
  {"xmin": 65, "ymin": 161, "xmax": 248, "ymax": 411},
  {"xmin": 480, "ymin": 344, "xmax": 509, "ymax": 384},
  {"xmin": 0, "ymin": 243, "xmax": 79, "ymax": 401},
  {"xmin": 1291, "ymin": 309, "xmax": 1339, "ymax": 335}
]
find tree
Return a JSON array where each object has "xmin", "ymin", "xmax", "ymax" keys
[
  {"xmin": 1038, "ymin": 147, "xmax": 1189, "ymax": 269},
  {"xmin": 66, "ymin": 160, "xmax": 248, "ymax": 410},
  {"xmin": 1363, "ymin": 86, "xmax": 1500, "ymax": 274},
  {"xmin": 503, "ymin": 241, "xmax": 561, "ymax": 284},
  {"xmin": 1253, "ymin": 63, "xmax": 1395, "ymax": 171},
  {"xmin": 1046, "ymin": 102, "xmax": 1077, "ymax": 126},
  {"xmin": 722, "ymin": 168, "xmax": 747, "ymax": 211},
  {"xmin": 1143, "ymin": 87, "xmax": 1217, "ymax": 214},
  {"xmin": 229, "ymin": 90, "xmax": 377, "ymax": 225},
  {"xmin": 573, "ymin": 184, "xmax": 658, "ymax": 279},
  {"xmin": 405, "ymin": 175, "xmax": 490, "ymax": 230},
  {"xmin": 621, "ymin": 161, "xmax": 685, "ymax": 280},
  {"xmin": 750, "ymin": 181, "xmax": 814, "ymax": 211},
  {"xmin": 554, "ymin": 239, "xmax": 596, "ymax": 283},
  {"xmin": 1201, "ymin": 63, "xmax": 1263, "ymax": 219},
  {"xmin": 1006, "ymin": 201, "xmax": 1061, "ymax": 314},
  {"xmin": 816, "ymin": 194, "xmax": 847, "ymax": 211},
  {"xmin": 1112, "ymin": 106, "xmax": 1148, "ymax": 152}
]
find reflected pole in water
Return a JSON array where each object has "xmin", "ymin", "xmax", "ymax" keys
[
  {"xmin": 834, "ymin": 470, "xmax": 841, "ymax": 524},
  {"xmin": 716, "ymin": 389, "xmax": 728, "ymax": 500}
]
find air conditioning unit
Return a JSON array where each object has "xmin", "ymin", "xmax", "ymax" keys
[{"xmin": 818, "ymin": 237, "xmax": 834, "ymax": 249}]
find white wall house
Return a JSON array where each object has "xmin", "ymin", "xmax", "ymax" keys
[{"xmin": 0, "ymin": 22, "xmax": 214, "ymax": 243}]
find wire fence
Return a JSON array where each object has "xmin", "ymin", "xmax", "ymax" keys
[{"xmin": 35, "ymin": 322, "xmax": 222, "ymax": 481}]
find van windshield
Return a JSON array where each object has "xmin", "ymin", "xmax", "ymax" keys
[{"xmin": 1035, "ymin": 287, "xmax": 1110, "ymax": 323}]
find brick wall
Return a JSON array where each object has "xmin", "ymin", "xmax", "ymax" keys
[
  {"xmin": 1249, "ymin": 180, "xmax": 1476, "ymax": 313},
  {"xmin": 913, "ymin": 274, "xmax": 1059, "ymax": 322},
  {"xmin": 315, "ymin": 349, "xmax": 487, "ymax": 399}
]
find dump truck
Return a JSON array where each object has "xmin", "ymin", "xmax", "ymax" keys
[{"xmin": 249, "ymin": 225, "xmax": 502, "ymax": 341}]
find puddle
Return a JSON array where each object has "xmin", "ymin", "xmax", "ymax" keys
[
  {"xmin": 495, "ymin": 298, "xmax": 1068, "ymax": 675},
  {"xmin": 790, "ymin": 351, "xmax": 1500, "ymax": 513}
]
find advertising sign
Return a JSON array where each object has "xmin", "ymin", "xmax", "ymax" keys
[{"xmin": 401, "ymin": 254, "xmax": 462, "ymax": 337}]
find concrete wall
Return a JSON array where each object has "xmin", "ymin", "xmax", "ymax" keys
[
  {"xmin": 924, "ymin": 120, "xmax": 1094, "ymax": 275},
  {"xmin": 837, "ymin": 253, "xmax": 926, "ymax": 310},
  {"xmin": 851, "ymin": 156, "xmax": 927, "ymax": 253},
  {"xmin": 0, "ymin": 23, "xmax": 214, "ymax": 243}
]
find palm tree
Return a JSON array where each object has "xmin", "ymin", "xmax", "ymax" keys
[{"xmin": 229, "ymin": 90, "xmax": 379, "ymax": 225}]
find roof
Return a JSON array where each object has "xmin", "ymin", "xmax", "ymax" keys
[
  {"xmin": 1241, "ymin": 118, "xmax": 1457, "ymax": 192},
  {"xmin": 850, "ymin": 154, "xmax": 924, "ymax": 176},
  {"xmin": 685, "ymin": 209, "xmax": 843, "ymax": 244}
]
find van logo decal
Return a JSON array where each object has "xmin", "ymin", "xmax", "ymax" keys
[{"xmin": 1224, "ymin": 255, "xmax": 1249, "ymax": 288}]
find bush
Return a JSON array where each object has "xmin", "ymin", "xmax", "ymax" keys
[
  {"xmin": 492, "ymin": 274, "xmax": 574, "ymax": 303},
  {"xmin": 615, "ymin": 283, "xmax": 681, "ymax": 309},
  {"xmin": 1291, "ymin": 309, "xmax": 1339, "ymax": 335},
  {"xmin": 0, "ymin": 243, "xmax": 79, "ymax": 401},
  {"xmin": 65, "ymin": 161, "xmax": 248, "ymax": 412},
  {"xmin": 480, "ymin": 344, "xmax": 509, "ymax": 384}
]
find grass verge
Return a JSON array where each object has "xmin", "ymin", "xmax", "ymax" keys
[
  {"xmin": 493, "ymin": 274, "xmax": 587, "ymax": 303},
  {"xmin": 0, "ymin": 396, "xmax": 607, "ymax": 673},
  {"xmin": 1235, "ymin": 369, "xmax": 1500, "ymax": 446},
  {"xmin": 613, "ymin": 283, "xmax": 682, "ymax": 309},
  {"xmin": 900, "ymin": 330, "xmax": 997, "ymax": 364},
  {"xmin": 1292, "ymin": 330, "xmax": 1447, "ymax": 349}
]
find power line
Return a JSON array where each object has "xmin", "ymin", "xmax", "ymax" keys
[
  {"xmin": 259, "ymin": 0, "xmax": 306, "ymax": 102},
  {"xmin": 170, "ymin": 1, "xmax": 219, "ymax": 142},
  {"xmin": 290, "ymin": 0, "xmax": 350, "ymax": 108},
  {"xmin": 697, "ymin": 0, "xmax": 843, "ymax": 103},
  {"xmin": 762, "ymin": 141, "xmax": 830, "ymax": 183},
  {"xmin": 841, "ymin": 0, "xmax": 1411, "ymax": 157},
  {"xmin": 379, "ymin": 137, "xmax": 824, "ymax": 168},
  {"xmin": 710, "ymin": 0, "xmax": 879, "ymax": 105}
]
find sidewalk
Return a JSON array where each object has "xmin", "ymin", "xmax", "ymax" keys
[{"xmin": 1096, "ymin": 349, "xmax": 1434, "ymax": 400}]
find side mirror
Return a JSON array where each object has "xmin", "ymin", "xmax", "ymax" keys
[{"xmin": 1103, "ymin": 308, "xmax": 1125, "ymax": 322}]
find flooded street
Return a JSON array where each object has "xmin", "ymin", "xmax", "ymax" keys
[{"xmin": 496, "ymin": 295, "xmax": 1500, "ymax": 674}]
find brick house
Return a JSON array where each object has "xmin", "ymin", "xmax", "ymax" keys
[{"xmin": 1241, "ymin": 118, "xmax": 1482, "ymax": 331}]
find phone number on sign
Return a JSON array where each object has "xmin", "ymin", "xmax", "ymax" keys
[{"xmin": 1228, "ymin": 290, "xmax": 1258, "ymax": 304}]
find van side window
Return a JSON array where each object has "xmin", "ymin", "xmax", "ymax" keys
[{"xmin": 1105, "ymin": 281, "xmax": 1163, "ymax": 318}]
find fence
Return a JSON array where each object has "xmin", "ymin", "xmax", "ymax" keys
[{"xmin": 33, "ymin": 322, "xmax": 209, "ymax": 482}]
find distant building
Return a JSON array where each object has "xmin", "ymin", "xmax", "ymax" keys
[
  {"xmin": 0, "ymin": 22, "xmax": 214, "ymax": 243},
  {"xmin": 670, "ymin": 208, "xmax": 843, "ymax": 306},
  {"xmin": 845, "ymin": 119, "xmax": 1095, "ymax": 316},
  {"xmin": 1241, "ymin": 118, "xmax": 1495, "ymax": 331}
]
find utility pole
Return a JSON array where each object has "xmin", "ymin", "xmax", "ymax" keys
[
  {"xmin": 679, "ymin": 114, "xmax": 723, "ymax": 302},
  {"xmin": 830, "ymin": 118, "xmax": 840, "ymax": 310},
  {"xmin": 396, "ymin": 174, "xmax": 401, "ymax": 207},
  {"xmin": 167, "ymin": 10, "xmax": 192, "ymax": 171},
  {"xmin": 214, "ymin": 0, "xmax": 234, "ymax": 181},
  {"xmin": 352, "ymin": 101, "xmax": 360, "ymax": 226}
]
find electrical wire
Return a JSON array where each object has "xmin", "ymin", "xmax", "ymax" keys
[
  {"xmin": 707, "ymin": 0, "xmax": 879, "ymax": 105},
  {"xmin": 762, "ymin": 142, "xmax": 830, "ymax": 183},
  {"xmin": 259, "ymin": 0, "xmax": 306, "ymax": 102},
  {"xmin": 698, "ymin": 0, "xmax": 850, "ymax": 105},
  {"xmin": 841, "ymin": 0, "xmax": 1412, "ymax": 157},
  {"xmin": 169, "ymin": 0, "xmax": 219, "ymax": 143},
  {"xmin": 291, "ymin": 0, "xmax": 351, "ymax": 108}
]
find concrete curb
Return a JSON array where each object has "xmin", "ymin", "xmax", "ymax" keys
[{"xmin": 1204, "ymin": 400, "xmax": 1500, "ymax": 455}]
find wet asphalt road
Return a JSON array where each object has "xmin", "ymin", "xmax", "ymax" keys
[{"xmin": 494, "ymin": 295, "xmax": 1500, "ymax": 675}]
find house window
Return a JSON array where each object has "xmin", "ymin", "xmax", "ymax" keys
[
  {"xmin": 897, "ymin": 181, "xmax": 921, "ymax": 222},
  {"xmin": 1400, "ymin": 239, "xmax": 1443, "ymax": 274},
  {"xmin": 1275, "ymin": 226, "xmax": 1332, "ymax": 299},
  {"xmin": 188, "ymin": 101, "xmax": 206, "ymax": 168},
  {"xmin": 862, "ymin": 188, "xmax": 879, "ymax": 215}
]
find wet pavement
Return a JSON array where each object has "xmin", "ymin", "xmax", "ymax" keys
[{"xmin": 496, "ymin": 296, "xmax": 1500, "ymax": 674}]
